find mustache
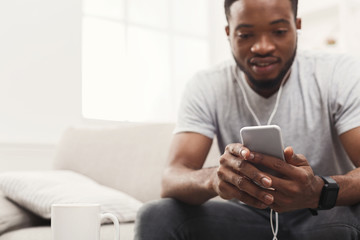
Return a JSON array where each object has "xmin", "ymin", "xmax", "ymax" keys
[{"xmin": 248, "ymin": 54, "xmax": 280, "ymax": 64}]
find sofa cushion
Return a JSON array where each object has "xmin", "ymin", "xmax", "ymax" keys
[
  {"xmin": 52, "ymin": 123, "xmax": 220, "ymax": 203},
  {"xmin": 0, "ymin": 191, "xmax": 46, "ymax": 235},
  {"xmin": 0, "ymin": 170, "xmax": 142, "ymax": 223},
  {"xmin": 52, "ymin": 123, "xmax": 176, "ymax": 203}
]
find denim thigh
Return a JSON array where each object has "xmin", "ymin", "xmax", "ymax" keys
[
  {"xmin": 135, "ymin": 198, "xmax": 276, "ymax": 240},
  {"xmin": 134, "ymin": 198, "xmax": 360, "ymax": 240}
]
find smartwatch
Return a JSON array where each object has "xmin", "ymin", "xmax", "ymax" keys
[
  {"xmin": 317, "ymin": 176, "xmax": 339, "ymax": 210},
  {"xmin": 309, "ymin": 176, "xmax": 339, "ymax": 216}
]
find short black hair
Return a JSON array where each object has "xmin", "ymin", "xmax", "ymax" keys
[{"xmin": 224, "ymin": 0, "xmax": 298, "ymax": 22}]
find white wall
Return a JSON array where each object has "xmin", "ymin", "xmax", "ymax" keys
[
  {"xmin": 0, "ymin": 0, "xmax": 82, "ymax": 145},
  {"xmin": 0, "ymin": 0, "xmax": 82, "ymax": 171},
  {"xmin": 298, "ymin": 0, "xmax": 360, "ymax": 56},
  {"xmin": 209, "ymin": 0, "xmax": 232, "ymax": 66},
  {"xmin": 0, "ymin": 0, "xmax": 359, "ymax": 172}
]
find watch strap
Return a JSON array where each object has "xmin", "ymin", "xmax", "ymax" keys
[
  {"xmin": 309, "ymin": 176, "xmax": 339, "ymax": 215},
  {"xmin": 318, "ymin": 176, "xmax": 339, "ymax": 210}
]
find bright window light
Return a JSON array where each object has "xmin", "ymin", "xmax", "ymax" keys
[
  {"xmin": 82, "ymin": 0, "xmax": 211, "ymax": 122},
  {"xmin": 128, "ymin": 0, "xmax": 169, "ymax": 29}
]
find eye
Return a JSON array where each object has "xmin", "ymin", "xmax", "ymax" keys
[
  {"xmin": 236, "ymin": 33, "xmax": 253, "ymax": 40},
  {"xmin": 273, "ymin": 29, "xmax": 288, "ymax": 36}
]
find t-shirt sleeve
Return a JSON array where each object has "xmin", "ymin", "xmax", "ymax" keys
[
  {"xmin": 173, "ymin": 73, "xmax": 217, "ymax": 139},
  {"xmin": 331, "ymin": 55, "xmax": 360, "ymax": 135}
]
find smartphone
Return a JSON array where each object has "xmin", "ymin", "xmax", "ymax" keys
[{"xmin": 240, "ymin": 125, "xmax": 285, "ymax": 176}]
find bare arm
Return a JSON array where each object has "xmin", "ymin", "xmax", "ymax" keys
[
  {"xmin": 161, "ymin": 132, "xmax": 218, "ymax": 205},
  {"xmin": 332, "ymin": 126, "xmax": 360, "ymax": 206},
  {"xmin": 162, "ymin": 132, "xmax": 276, "ymax": 208}
]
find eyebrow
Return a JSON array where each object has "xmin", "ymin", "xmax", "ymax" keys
[
  {"xmin": 234, "ymin": 19, "xmax": 291, "ymax": 31},
  {"xmin": 270, "ymin": 19, "xmax": 290, "ymax": 25},
  {"xmin": 234, "ymin": 24, "xmax": 253, "ymax": 32}
]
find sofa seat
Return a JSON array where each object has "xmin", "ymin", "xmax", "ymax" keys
[{"xmin": 0, "ymin": 224, "xmax": 135, "ymax": 240}]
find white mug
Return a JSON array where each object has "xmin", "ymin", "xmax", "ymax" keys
[{"xmin": 51, "ymin": 203, "xmax": 120, "ymax": 240}]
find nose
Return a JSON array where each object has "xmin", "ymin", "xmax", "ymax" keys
[{"xmin": 250, "ymin": 34, "xmax": 275, "ymax": 56}]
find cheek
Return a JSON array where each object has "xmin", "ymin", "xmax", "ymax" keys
[
  {"xmin": 280, "ymin": 37, "xmax": 297, "ymax": 56},
  {"xmin": 231, "ymin": 42, "xmax": 249, "ymax": 62},
  {"xmin": 284, "ymin": 33, "xmax": 297, "ymax": 48}
]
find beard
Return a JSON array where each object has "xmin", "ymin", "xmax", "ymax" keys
[{"xmin": 233, "ymin": 47, "xmax": 297, "ymax": 90}]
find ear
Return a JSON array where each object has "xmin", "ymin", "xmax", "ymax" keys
[
  {"xmin": 225, "ymin": 25, "xmax": 230, "ymax": 37},
  {"xmin": 296, "ymin": 18, "xmax": 302, "ymax": 30}
]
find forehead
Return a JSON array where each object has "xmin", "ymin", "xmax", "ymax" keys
[{"xmin": 229, "ymin": 0, "xmax": 294, "ymax": 25}]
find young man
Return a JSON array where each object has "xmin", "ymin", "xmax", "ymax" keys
[{"xmin": 135, "ymin": 0, "xmax": 360, "ymax": 239}]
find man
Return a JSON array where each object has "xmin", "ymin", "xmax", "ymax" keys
[{"xmin": 135, "ymin": 0, "xmax": 360, "ymax": 239}]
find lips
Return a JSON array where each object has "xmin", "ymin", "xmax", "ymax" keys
[
  {"xmin": 250, "ymin": 56, "xmax": 279, "ymax": 65},
  {"xmin": 249, "ymin": 57, "xmax": 280, "ymax": 76}
]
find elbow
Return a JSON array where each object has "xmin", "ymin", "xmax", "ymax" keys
[{"xmin": 160, "ymin": 167, "xmax": 172, "ymax": 198}]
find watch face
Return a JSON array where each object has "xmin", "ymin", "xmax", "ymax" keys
[
  {"xmin": 319, "ymin": 176, "xmax": 339, "ymax": 210},
  {"xmin": 324, "ymin": 188, "xmax": 339, "ymax": 203}
]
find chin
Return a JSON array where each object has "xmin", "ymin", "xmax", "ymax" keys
[
  {"xmin": 251, "ymin": 74, "xmax": 280, "ymax": 82},
  {"xmin": 248, "ymin": 74, "xmax": 283, "ymax": 90}
]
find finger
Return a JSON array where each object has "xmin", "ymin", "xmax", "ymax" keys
[
  {"xmin": 286, "ymin": 153, "xmax": 309, "ymax": 167},
  {"xmin": 283, "ymin": 146, "xmax": 310, "ymax": 168},
  {"xmin": 248, "ymin": 153, "xmax": 296, "ymax": 177},
  {"xmin": 239, "ymin": 148, "xmax": 255, "ymax": 160},
  {"xmin": 269, "ymin": 202, "xmax": 283, "ymax": 213},
  {"xmin": 232, "ymin": 157, "xmax": 273, "ymax": 188},
  {"xmin": 237, "ymin": 191, "xmax": 270, "ymax": 209},
  {"xmin": 218, "ymin": 181, "xmax": 269, "ymax": 209},
  {"xmin": 225, "ymin": 143, "xmax": 254, "ymax": 160},
  {"xmin": 217, "ymin": 166, "xmax": 274, "ymax": 205},
  {"xmin": 284, "ymin": 146, "xmax": 293, "ymax": 162},
  {"xmin": 216, "ymin": 178, "xmax": 242, "ymax": 200}
]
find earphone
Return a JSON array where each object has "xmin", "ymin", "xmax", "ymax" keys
[{"xmin": 234, "ymin": 67, "xmax": 291, "ymax": 240}]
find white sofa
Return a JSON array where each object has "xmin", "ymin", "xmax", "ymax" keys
[{"xmin": 0, "ymin": 123, "xmax": 220, "ymax": 240}]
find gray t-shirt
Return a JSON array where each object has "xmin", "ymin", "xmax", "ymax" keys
[{"xmin": 174, "ymin": 51, "xmax": 360, "ymax": 175}]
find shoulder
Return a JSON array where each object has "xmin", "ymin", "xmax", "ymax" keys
[
  {"xmin": 296, "ymin": 50, "xmax": 360, "ymax": 74},
  {"xmin": 296, "ymin": 50, "xmax": 360, "ymax": 91}
]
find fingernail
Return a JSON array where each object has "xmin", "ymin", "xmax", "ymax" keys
[
  {"xmin": 249, "ymin": 153, "xmax": 254, "ymax": 160},
  {"xmin": 261, "ymin": 177, "xmax": 271, "ymax": 187},
  {"xmin": 264, "ymin": 194, "xmax": 274, "ymax": 204},
  {"xmin": 241, "ymin": 150, "xmax": 247, "ymax": 158}
]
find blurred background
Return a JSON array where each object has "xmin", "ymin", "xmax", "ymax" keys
[{"xmin": 1, "ymin": 0, "xmax": 360, "ymax": 171}]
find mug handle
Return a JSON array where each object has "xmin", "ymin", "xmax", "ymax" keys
[{"xmin": 101, "ymin": 213, "xmax": 120, "ymax": 240}]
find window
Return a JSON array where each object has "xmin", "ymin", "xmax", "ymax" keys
[{"xmin": 82, "ymin": 0, "xmax": 211, "ymax": 122}]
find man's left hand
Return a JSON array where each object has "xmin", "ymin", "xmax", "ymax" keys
[{"xmin": 246, "ymin": 146, "xmax": 324, "ymax": 212}]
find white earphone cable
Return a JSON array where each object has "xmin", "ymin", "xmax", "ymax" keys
[
  {"xmin": 237, "ymin": 70, "xmax": 290, "ymax": 126},
  {"xmin": 270, "ymin": 209, "xmax": 279, "ymax": 240},
  {"xmin": 234, "ymin": 67, "xmax": 291, "ymax": 240}
]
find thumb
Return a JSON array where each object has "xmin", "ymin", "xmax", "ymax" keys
[
  {"xmin": 284, "ymin": 146, "xmax": 310, "ymax": 167},
  {"xmin": 284, "ymin": 146, "xmax": 294, "ymax": 163}
]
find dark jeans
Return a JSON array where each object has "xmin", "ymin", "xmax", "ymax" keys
[{"xmin": 134, "ymin": 198, "xmax": 360, "ymax": 240}]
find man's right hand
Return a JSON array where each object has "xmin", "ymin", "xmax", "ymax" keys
[{"xmin": 214, "ymin": 143, "xmax": 275, "ymax": 208}]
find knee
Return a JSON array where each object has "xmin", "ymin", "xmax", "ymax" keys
[
  {"xmin": 136, "ymin": 199, "xmax": 164, "ymax": 224},
  {"xmin": 134, "ymin": 198, "xmax": 184, "ymax": 240},
  {"xmin": 136, "ymin": 198, "xmax": 179, "ymax": 223}
]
